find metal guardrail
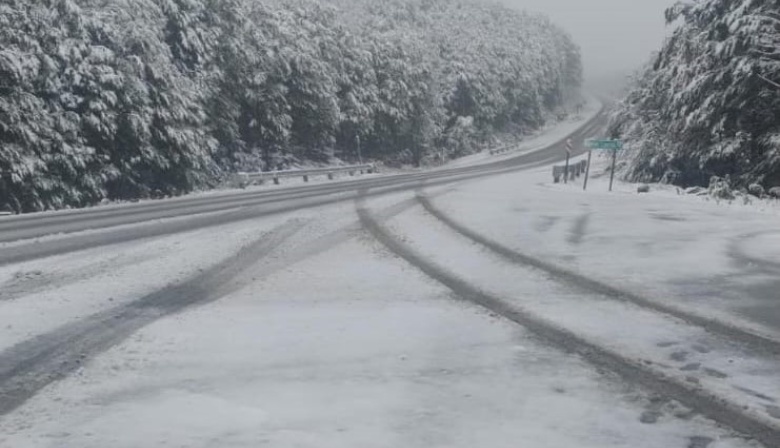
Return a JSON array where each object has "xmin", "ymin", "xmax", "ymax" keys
[
  {"xmin": 237, "ymin": 163, "xmax": 376, "ymax": 185},
  {"xmin": 488, "ymin": 145, "xmax": 515, "ymax": 155},
  {"xmin": 553, "ymin": 160, "xmax": 587, "ymax": 183}
]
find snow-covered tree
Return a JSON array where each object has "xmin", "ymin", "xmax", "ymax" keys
[
  {"xmin": 610, "ymin": 0, "xmax": 780, "ymax": 188},
  {"xmin": 0, "ymin": 0, "xmax": 582, "ymax": 212}
]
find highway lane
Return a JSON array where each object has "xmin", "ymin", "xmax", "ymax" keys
[{"xmin": 0, "ymin": 109, "xmax": 608, "ymax": 258}]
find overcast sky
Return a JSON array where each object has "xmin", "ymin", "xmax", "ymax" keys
[{"xmin": 499, "ymin": 0, "xmax": 675, "ymax": 80}]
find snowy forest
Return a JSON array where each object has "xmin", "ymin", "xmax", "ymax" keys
[
  {"xmin": 609, "ymin": 0, "xmax": 780, "ymax": 189},
  {"xmin": 0, "ymin": 0, "xmax": 582, "ymax": 212}
]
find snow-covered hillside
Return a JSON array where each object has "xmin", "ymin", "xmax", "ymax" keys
[
  {"xmin": 609, "ymin": 0, "xmax": 780, "ymax": 190},
  {"xmin": 0, "ymin": 0, "xmax": 581, "ymax": 213}
]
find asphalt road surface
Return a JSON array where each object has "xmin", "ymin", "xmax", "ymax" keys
[{"xmin": 0, "ymin": 109, "xmax": 608, "ymax": 261}]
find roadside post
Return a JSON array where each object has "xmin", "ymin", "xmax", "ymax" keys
[
  {"xmin": 609, "ymin": 146, "xmax": 618, "ymax": 191},
  {"xmin": 564, "ymin": 139, "xmax": 572, "ymax": 184},
  {"xmin": 356, "ymin": 135, "xmax": 363, "ymax": 165},
  {"xmin": 583, "ymin": 148, "xmax": 593, "ymax": 191},
  {"xmin": 584, "ymin": 139, "xmax": 623, "ymax": 192},
  {"xmin": 0, "ymin": 170, "xmax": 13, "ymax": 215}
]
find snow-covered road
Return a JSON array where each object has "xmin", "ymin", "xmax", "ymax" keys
[
  {"xmin": 1, "ymin": 108, "xmax": 779, "ymax": 447},
  {"xmin": 0, "ymin": 196, "xmax": 768, "ymax": 448}
]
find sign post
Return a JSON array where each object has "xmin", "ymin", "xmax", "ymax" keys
[
  {"xmin": 583, "ymin": 149, "xmax": 593, "ymax": 191},
  {"xmin": 608, "ymin": 148, "xmax": 618, "ymax": 192},
  {"xmin": 564, "ymin": 139, "xmax": 572, "ymax": 184},
  {"xmin": 584, "ymin": 139, "xmax": 623, "ymax": 191}
]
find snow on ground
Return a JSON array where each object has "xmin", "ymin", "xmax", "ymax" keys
[
  {"xmin": 370, "ymin": 191, "xmax": 780, "ymax": 425},
  {"xmin": 0, "ymin": 200, "xmax": 361, "ymax": 354},
  {"xmin": 2, "ymin": 103, "xmax": 777, "ymax": 447},
  {"xmin": 0, "ymin": 227, "xmax": 759, "ymax": 448},
  {"xmin": 739, "ymin": 232, "xmax": 780, "ymax": 266},
  {"xmin": 426, "ymin": 152, "xmax": 780, "ymax": 341}
]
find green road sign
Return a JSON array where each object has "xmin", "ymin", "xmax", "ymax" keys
[{"xmin": 585, "ymin": 139, "xmax": 623, "ymax": 150}]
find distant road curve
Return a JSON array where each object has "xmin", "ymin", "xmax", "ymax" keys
[{"xmin": 0, "ymin": 107, "xmax": 608, "ymax": 264}]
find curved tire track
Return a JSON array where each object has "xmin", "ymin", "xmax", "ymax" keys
[
  {"xmin": 0, "ymin": 219, "xmax": 307, "ymax": 416},
  {"xmin": 416, "ymin": 193, "xmax": 780, "ymax": 357},
  {"xmin": 357, "ymin": 198, "xmax": 780, "ymax": 447},
  {"xmin": 0, "ymin": 108, "xmax": 607, "ymax": 265},
  {"xmin": 0, "ymin": 194, "xmax": 431, "ymax": 415}
]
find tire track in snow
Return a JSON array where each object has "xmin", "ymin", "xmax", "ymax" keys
[
  {"xmin": 0, "ymin": 219, "xmax": 308, "ymax": 417},
  {"xmin": 0, "ymin": 195, "xmax": 431, "ymax": 417},
  {"xmin": 357, "ymin": 197, "xmax": 780, "ymax": 448},
  {"xmin": 567, "ymin": 212, "xmax": 591, "ymax": 246},
  {"xmin": 0, "ymin": 251, "xmax": 155, "ymax": 303},
  {"xmin": 0, "ymin": 108, "xmax": 609, "ymax": 265},
  {"xmin": 0, "ymin": 167, "xmax": 548, "ymax": 267},
  {"xmin": 416, "ymin": 193, "xmax": 780, "ymax": 357}
]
